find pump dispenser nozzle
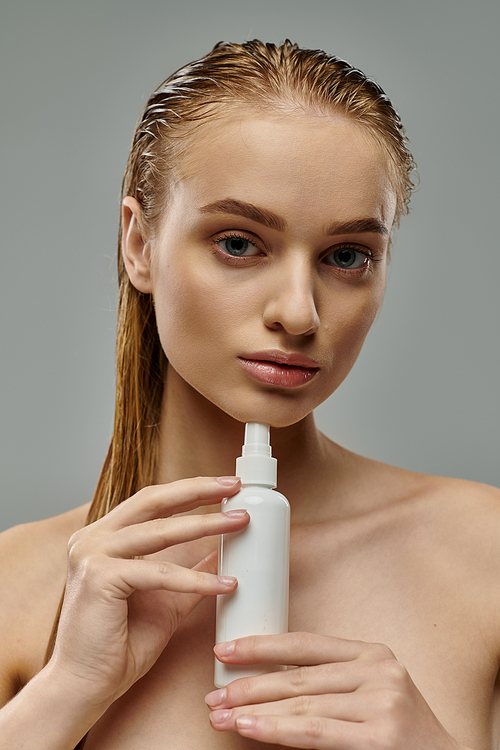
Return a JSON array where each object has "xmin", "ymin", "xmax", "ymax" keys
[{"xmin": 236, "ymin": 422, "xmax": 277, "ymax": 487}]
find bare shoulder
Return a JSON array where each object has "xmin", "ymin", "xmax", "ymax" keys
[
  {"xmin": 403, "ymin": 472, "xmax": 500, "ymax": 650},
  {"xmin": 333, "ymin": 440, "xmax": 500, "ymax": 578},
  {"xmin": 361, "ymin": 450, "xmax": 500, "ymax": 545},
  {"xmin": 383, "ymin": 459, "xmax": 500, "ymax": 539},
  {"xmin": 410, "ymin": 472, "xmax": 500, "ymax": 577},
  {"xmin": 0, "ymin": 503, "xmax": 89, "ymax": 703},
  {"xmin": 328, "ymin": 437, "xmax": 500, "ymax": 526},
  {"xmin": 359, "ymin": 451, "xmax": 500, "ymax": 608},
  {"xmin": 420, "ymin": 471, "xmax": 500, "ymax": 520},
  {"xmin": 338, "ymin": 440, "xmax": 500, "ymax": 523},
  {"xmin": 351, "ymin": 447, "xmax": 500, "ymax": 622},
  {"xmin": 0, "ymin": 503, "xmax": 90, "ymax": 589}
]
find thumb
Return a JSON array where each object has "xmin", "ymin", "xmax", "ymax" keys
[
  {"xmin": 170, "ymin": 549, "xmax": 221, "ymax": 627},
  {"xmin": 195, "ymin": 548, "xmax": 219, "ymax": 576}
]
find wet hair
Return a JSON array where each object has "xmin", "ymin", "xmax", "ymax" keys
[
  {"xmin": 126, "ymin": 39, "xmax": 414, "ymax": 233},
  {"xmin": 45, "ymin": 40, "xmax": 416, "ymax": 667}
]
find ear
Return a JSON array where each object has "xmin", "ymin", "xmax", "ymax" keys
[{"xmin": 121, "ymin": 196, "xmax": 153, "ymax": 293}]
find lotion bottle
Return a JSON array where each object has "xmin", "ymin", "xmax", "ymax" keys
[{"xmin": 215, "ymin": 422, "xmax": 290, "ymax": 687}]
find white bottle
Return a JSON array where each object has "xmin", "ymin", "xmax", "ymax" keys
[{"xmin": 215, "ymin": 422, "xmax": 290, "ymax": 688}]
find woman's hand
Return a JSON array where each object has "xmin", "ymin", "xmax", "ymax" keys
[
  {"xmin": 206, "ymin": 632, "xmax": 466, "ymax": 749},
  {"xmin": 49, "ymin": 476, "xmax": 248, "ymax": 710}
]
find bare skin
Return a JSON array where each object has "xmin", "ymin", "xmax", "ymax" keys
[
  {"xmin": 1, "ymin": 430, "xmax": 499, "ymax": 749},
  {"xmin": 0, "ymin": 110, "xmax": 499, "ymax": 749}
]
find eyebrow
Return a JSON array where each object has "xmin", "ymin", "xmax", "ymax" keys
[
  {"xmin": 199, "ymin": 199, "xmax": 286, "ymax": 232},
  {"xmin": 199, "ymin": 198, "xmax": 389, "ymax": 237},
  {"xmin": 325, "ymin": 218, "xmax": 389, "ymax": 237}
]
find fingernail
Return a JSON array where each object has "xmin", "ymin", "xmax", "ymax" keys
[
  {"xmin": 217, "ymin": 476, "xmax": 240, "ymax": 486},
  {"xmin": 218, "ymin": 576, "xmax": 237, "ymax": 587},
  {"xmin": 205, "ymin": 688, "xmax": 226, "ymax": 707},
  {"xmin": 215, "ymin": 640, "xmax": 235, "ymax": 656},
  {"xmin": 224, "ymin": 509, "xmax": 248, "ymax": 518},
  {"xmin": 236, "ymin": 716, "xmax": 256, "ymax": 730},
  {"xmin": 210, "ymin": 709, "xmax": 231, "ymax": 724}
]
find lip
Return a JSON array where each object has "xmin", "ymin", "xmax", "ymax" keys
[
  {"xmin": 242, "ymin": 350, "xmax": 320, "ymax": 368},
  {"xmin": 238, "ymin": 350, "xmax": 320, "ymax": 388}
]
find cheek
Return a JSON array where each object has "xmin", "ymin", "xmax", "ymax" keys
[
  {"xmin": 151, "ymin": 262, "xmax": 240, "ymax": 365},
  {"xmin": 354, "ymin": 283, "xmax": 385, "ymax": 335},
  {"xmin": 325, "ymin": 277, "xmax": 385, "ymax": 367}
]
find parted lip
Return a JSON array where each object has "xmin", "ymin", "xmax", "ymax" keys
[{"xmin": 239, "ymin": 350, "xmax": 320, "ymax": 369}]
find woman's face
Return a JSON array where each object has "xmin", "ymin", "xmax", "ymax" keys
[{"xmin": 126, "ymin": 110, "xmax": 397, "ymax": 427}]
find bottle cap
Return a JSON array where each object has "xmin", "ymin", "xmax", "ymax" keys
[{"xmin": 236, "ymin": 423, "xmax": 277, "ymax": 487}]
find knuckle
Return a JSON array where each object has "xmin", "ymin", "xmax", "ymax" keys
[
  {"xmin": 193, "ymin": 475, "xmax": 208, "ymax": 485},
  {"xmin": 198, "ymin": 513, "xmax": 217, "ymax": 536},
  {"xmin": 290, "ymin": 693, "xmax": 311, "ymax": 716},
  {"xmin": 304, "ymin": 717, "xmax": 326, "ymax": 742},
  {"xmin": 192, "ymin": 568, "xmax": 212, "ymax": 592},
  {"xmin": 235, "ymin": 677, "xmax": 254, "ymax": 702},
  {"xmin": 149, "ymin": 517, "xmax": 167, "ymax": 536},
  {"xmin": 123, "ymin": 484, "xmax": 170, "ymax": 517},
  {"xmin": 370, "ymin": 642, "xmax": 396, "ymax": 660},
  {"xmin": 82, "ymin": 550, "xmax": 105, "ymax": 577},
  {"xmin": 67, "ymin": 530, "xmax": 90, "ymax": 565},
  {"xmin": 288, "ymin": 665, "xmax": 310, "ymax": 693},
  {"xmin": 244, "ymin": 634, "xmax": 260, "ymax": 654},
  {"xmin": 378, "ymin": 657, "xmax": 408, "ymax": 688},
  {"xmin": 135, "ymin": 485, "xmax": 163, "ymax": 513},
  {"xmin": 68, "ymin": 550, "xmax": 106, "ymax": 590},
  {"xmin": 172, "ymin": 475, "xmax": 216, "ymax": 507},
  {"xmin": 193, "ymin": 567, "xmax": 207, "ymax": 584},
  {"xmin": 68, "ymin": 527, "xmax": 85, "ymax": 547},
  {"xmin": 237, "ymin": 634, "xmax": 262, "ymax": 659},
  {"xmin": 158, "ymin": 560, "xmax": 188, "ymax": 587},
  {"xmin": 290, "ymin": 631, "xmax": 313, "ymax": 653},
  {"xmin": 377, "ymin": 687, "xmax": 405, "ymax": 715},
  {"xmin": 191, "ymin": 475, "xmax": 212, "ymax": 497},
  {"xmin": 133, "ymin": 485, "xmax": 154, "ymax": 503},
  {"xmin": 157, "ymin": 561, "xmax": 173, "ymax": 576}
]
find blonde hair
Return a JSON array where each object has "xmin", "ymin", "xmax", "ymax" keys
[{"xmin": 45, "ymin": 39, "xmax": 416, "ymax": 666}]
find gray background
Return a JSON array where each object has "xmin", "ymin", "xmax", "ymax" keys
[{"xmin": 1, "ymin": 0, "xmax": 498, "ymax": 532}]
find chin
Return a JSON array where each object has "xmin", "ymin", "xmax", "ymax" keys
[{"xmin": 217, "ymin": 390, "xmax": 320, "ymax": 429}]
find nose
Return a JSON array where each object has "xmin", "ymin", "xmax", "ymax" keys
[{"xmin": 262, "ymin": 262, "xmax": 320, "ymax": 337}]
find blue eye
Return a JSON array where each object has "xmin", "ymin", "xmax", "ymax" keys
[
  {"xmin": 325, "ymin": 246, "xmax": 367, "ymax": 269},
  {"xmin": 217, "ymin": 236, "xmax": 260, "ymax": 257}
]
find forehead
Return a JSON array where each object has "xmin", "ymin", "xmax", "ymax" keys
[{"xmin": 169, "ymin": 109, "xmax": 397, "ymax": 231}]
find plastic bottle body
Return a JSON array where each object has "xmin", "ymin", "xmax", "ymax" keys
[{"xmin": 215, "ymin": 484, "xmax": 290, "ymax": 687}]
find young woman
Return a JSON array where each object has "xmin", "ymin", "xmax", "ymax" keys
[{"xmin": 0, "ymin": 40, "xmax": 498, "ymax": 750}]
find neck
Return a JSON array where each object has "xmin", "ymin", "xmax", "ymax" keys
[{"xmin": 155, "ymin": 366, "xmax": 342, "ymax": 515}]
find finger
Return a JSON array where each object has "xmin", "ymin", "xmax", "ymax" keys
[
  {"xmin": 96, "ymin": 476, "xmax": 242, "ymax": 531},
  {"xmin": 210, "ymin": 691, "xmax": 365, "ymax": 726},
  {"xmin": 206, "ymin": 661, "xmax": 368, "ymax": 709},
  {"xmin": 212, "ymin": 712, "xmax": 367, "ymax": 749},
  {"xmin": 102, "ymin": 510, "xmax": 249, "ymax": 558},
  {"xmin": 214, "ymin": 632, "xmax": 367, "ymax": 668},
  {"xmin": 87, "ymin": 554, "xmax": 238, "ymax": 600}
]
